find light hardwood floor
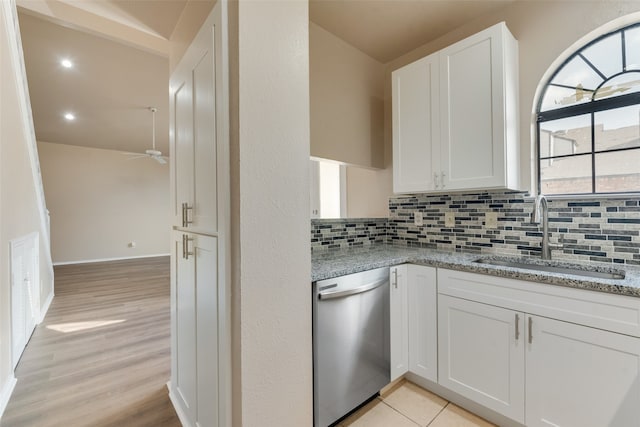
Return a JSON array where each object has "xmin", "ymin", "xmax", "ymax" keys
[{"xmin": 1, "ymin": 257, "xmax": 181, "ymax": 427}]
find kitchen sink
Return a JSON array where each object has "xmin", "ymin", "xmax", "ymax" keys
[{"xmin": 473, "ymin": 258, "xmax": 626, "ymax": 280}]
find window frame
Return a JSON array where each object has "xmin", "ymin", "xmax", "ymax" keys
[{"xmin": 536, "ymin": 23, "xmax": 640, "ymax": 197}]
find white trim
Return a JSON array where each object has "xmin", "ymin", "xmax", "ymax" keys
[
  {"xmin": 53, "ymin": 253, "xmax": 170, "ymax": 266},
  {"xmin": 168, "ymin": 384, "xmax": 194, "ymax": 427},
  {"xmin": 38, "ymin": 290, "xmax": 53, "ymax": 324},
  {"xmin": 1, "ymin": 0, "xmax": 54, "ymax": 279},
  {"xmin": 0, "ymin": 375, "xmax": 17, "ymax": 420}
]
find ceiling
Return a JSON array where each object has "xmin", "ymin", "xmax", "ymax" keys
[
  {"xmin": 309, "ymin": 0, "xmax": 517, "ymax": 63},
  {"xmin": 16, "ymin": 0, "xmax": 517, "ymax": 157},
  {"xmin": 17, "ymin": 0, "xmax": 186, "ymax": 156}
]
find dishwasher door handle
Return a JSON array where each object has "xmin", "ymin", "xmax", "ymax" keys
[{"xmin": 318, "ymin": 278, "xmax": 388, "ymax": 300}]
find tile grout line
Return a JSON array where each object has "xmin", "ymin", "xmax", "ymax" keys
[
  {"xmin": 379, "ymin": 399, "xmax": 422, "ymax": 426},
  {"xmin": 426, "ymin": 402, "xmax": 451, "ymax": 426}
]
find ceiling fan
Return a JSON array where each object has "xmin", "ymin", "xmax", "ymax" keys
[{"xmin": 126, "ymin": 106, "xmax": 167, "ymax": 164}]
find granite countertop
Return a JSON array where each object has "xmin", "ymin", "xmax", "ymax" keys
[{"xmin": 311, "ymin": 244, "xmax": 640, "ymax": 298}]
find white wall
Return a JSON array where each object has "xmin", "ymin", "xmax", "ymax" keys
[
  {"xmin": 231, "ymin": 0, "xmax": 312, "ymax": 425},
  {"xmin": 346, "ymin": 165, "xmax": 391, "ymax": 218},
  {"xmin": 37, "ymin": 142, "xmax": 170, "ymax": 264},
  {"xmin": 0, "ymin": 0, "xmax": 53, "ymax": 412},
  {"xmin": 385, "ymin": 1, "xmax": 640, "ymax": 193},
  {"xmin": 310, "ymin": 21, "xmax": 385, "ymax": 169},
  {"xmin": 310, "ymin": 21, "xmax": 392, "ymax": 218}
]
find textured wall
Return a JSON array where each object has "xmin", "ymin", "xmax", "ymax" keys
[{"xmin": 38, "ymin": 142, "xmax": 170, "ymax": 264}]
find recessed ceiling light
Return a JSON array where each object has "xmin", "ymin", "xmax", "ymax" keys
[
  {"xmin": 64, "ymin": 113, "xmax": 75, "ymax": 121},
  {"xmin": 60, "ymin": 59, "xmax": 73, "ymax": 68}
]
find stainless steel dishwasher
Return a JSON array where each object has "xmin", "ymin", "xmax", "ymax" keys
[{"xmin": 313, "ymin": 267, "xmax": 390, "ymax": 427}]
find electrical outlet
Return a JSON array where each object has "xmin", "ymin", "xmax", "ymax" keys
[
  {"xmin": 444, "ymin": 212, "xmax": 455, "ymax": 228},
  {"xmin": 128, "ymin": 241, "xmax": 136, "ymax": 248},
  {"xmin": 414, "ymin": 211, "xmax": 423, "ymax": 226},
  {"xmin": 485, "ymin": 212, "xmax": 498, "ymax": 229}
]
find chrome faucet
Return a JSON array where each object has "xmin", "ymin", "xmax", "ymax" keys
[{"xmin": 530, "ymin": 195, "xmax": 564, "ymax": 260}]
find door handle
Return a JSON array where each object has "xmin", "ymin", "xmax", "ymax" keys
[
  {"xmin": 433, "ymin": 172, "xmax": 439, "ymax": 189},
  {"xmin": 181, "ymin": 202, "xmax": 193, "ymax": 227},
  {"xmin": 392, "ymin": 268, "xmax": 398, "ymax": 289},
  {"xmin": 528, "ymin": 316, "xmax": 533, "ymax": 344},
  {"xmin": 318, "ymin": 278, "xmax": 388, "ymax": 300},
  {"xmin": 182, "ymin": 234, "xmax": 194, "ymax": 260},
  {"xmin": 515, "ymin": 313, "xmax": 520, "ymax": 340}
]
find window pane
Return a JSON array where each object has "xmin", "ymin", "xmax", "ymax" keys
[
  {"xmin": 540, "ymin": 85, "xmax": 591, "ymax": 111},
  {"xmin": 319, "ymin": 161, "xmax": 341, "ymax": 218},
  {"xmin": 582, "ymin": 32, "xmax": 622, "ymax": 77},
  {"xmin": 593, "ymin": 72, "xmax": 640, "ymax": 100},
  {"xmin": 539, "ymin": 114, "xmax": 591, "ymax": 156},
  {"xmin": 551, "ymin": 56, "xmax": 604, "ymax": 91},
  {"xmin": 594, "ymin": 105, "xmax": 640, "ymax": 152},
  {"xmin": 540, "ymin": 154, "xmax": 592, "ymax": 195},
  {"xmin": 624, "ymin": 26, "xmax": 640, "ymax": 70},
  {"xmin": 595, "ymin": 149, "xmax": 640, "ymax": 192}
]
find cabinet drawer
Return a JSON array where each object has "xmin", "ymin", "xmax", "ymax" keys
[{"xmin": 438, "ymin": 268, "xmax": 640, "ymax": 337}]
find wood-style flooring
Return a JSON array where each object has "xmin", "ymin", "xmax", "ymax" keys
[{"xmin": 1, "ymin": 256, "xmax": 181, "ymax": 427}]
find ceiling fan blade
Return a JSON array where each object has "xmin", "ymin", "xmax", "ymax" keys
[
  {"xmin": 153, "ymin": 156, "xmax": 167, "ymax": 165},
  {"xmin": 126, "ymin": 154, "xmax": 148, "ymax": 160}
]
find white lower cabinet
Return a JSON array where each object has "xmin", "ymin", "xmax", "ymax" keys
[
  {"xmin": 436, "ymin": 268, "xmax": 640, "ymax": 426},
  {"xmin": 390, "ymin": 264, "xmax": 409, "ymax": 381},
  {"xmin": 390, "ymin": 264, "xmax": 438, "ymax": 383},
  {"xmin": 438, "ymin": 295, "xmax": 525, "ymax": 423},
  {"xmin": 171, "ymin": 231, "xmax": 219, "ymax": 427},
  {"xmin": 526, "ymin": 315, "xmax": 640, "ymax": 427},
  {"xmin": 407, "ymin": 264, "xmax": 438, "ymax": 382}
]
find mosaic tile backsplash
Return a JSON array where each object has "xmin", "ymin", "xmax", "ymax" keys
[
  {"xmin": 311, "ymin": 218, "xmax": 387, "ymax": 251},
  {"xmin": 388, "ymin": 191, "xmax": 640, "ymax": 266},
  {"xmin": 312, "ymin": 191, "xmax": 640, "ymax": 266}
]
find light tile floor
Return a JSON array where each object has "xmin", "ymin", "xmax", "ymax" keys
[{"xmin": 338, "ymin": 381, "xmax": 496, "ymax": 427}]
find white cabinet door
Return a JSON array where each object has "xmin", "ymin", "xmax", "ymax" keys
[
  {"xmin": 172, "ymin": 231, "xmax": 220, "ymax": 427},
  {"xmin": 172, "ymin": 74, "xmax": 195, "ymax": 228},
  {"xmin": 438, "ymin": 295, "xmax": 525, "ymax": 423},
  {"xmin": 392, "ymin": 53, "xmax": 439, "ymax": 194},
  {"xmin": 439, "ymin": 23, "xmax": 518, "ymax": 191},
  {"xmin": 171, "ymin": 231, "xmax": 197, "ymax": 421},
  {"xmin": 195, "ymin": 234, "xmax": 219, "ymax": 427},
  {"xmin": 192, "ymin": 43, "xmax": 218, "ymax": 233},
  {"xmin": 526, "ymin": 315, "xmax": 640, "ymax": 427},
  {"xmin": 407, "ymin": 264, "xmax": 437, "ymax": 383},
  {"xmin": 171, "ymin": 26, "xmax": 218, "ymax": 234},
  {"xmin": 390, "ymin": 265, "xmax": 409, "ymax": 380}
]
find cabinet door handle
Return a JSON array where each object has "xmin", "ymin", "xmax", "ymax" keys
[
  {"xmin": 392, "ymin": 268, "xmax": 398, "ymax": 288},
  {"xmin": 433, "ymin": 172, "xmax": 439, "ymax": 189},
  {"xmin": 528, "ymin": 316, "xmax": 533, "ymax": 344},
  {"xmin": 181, "ymin": 202, "xmax": 193, "ymax": 227},
  {"xmin": 515, "ymin": 313, "xmax": 520, "ymax": 340},
  {"xmin": 440, "ymin": 172, "xmax": 446, "ymax": 188},
  {"xmin": 182, "ymin": 234, "xmax": 194, "ymax": 260}
]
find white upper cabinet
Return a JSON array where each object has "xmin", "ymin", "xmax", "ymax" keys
[
  {"xmin": 171, "ymin": 30, "xmax": 218, "ymax": 234},
  {"xmin": 392, "ymin": 53, "xmax": 439, "ymax": 193},
  {"xmin": 392, "ymin": 22, "xmax": 520, "ymax": 194}
]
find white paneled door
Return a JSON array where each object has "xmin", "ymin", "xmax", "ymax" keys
[{"xmin": 11, "ymin": 233, "xmax": 39, "ymax": 369}]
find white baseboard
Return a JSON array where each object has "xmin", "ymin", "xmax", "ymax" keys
[
  {"xmin": 0, "ymin": 375, "xmax": 17, "ymax": 420},
  {"xmin": 167, "ymin": 382, "xmax": 193, "ymax": 427},
  {"xmin": 39, "ymin": 290, "xmax": 54, "ymax": 323},
  {"xmin": 53, "ymin": 253, "xmax": 170, "ymax": 266}
]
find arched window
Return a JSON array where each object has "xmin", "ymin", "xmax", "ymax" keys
[{"xmin": 537, "ymin": 23, "xmax": 640, "ymax": 195}]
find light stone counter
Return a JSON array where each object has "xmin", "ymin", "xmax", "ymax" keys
[{"xmin": 312, "ymin": 244, "xmax": 640, "ymax": 297}]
